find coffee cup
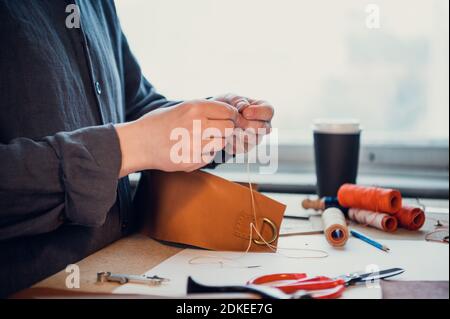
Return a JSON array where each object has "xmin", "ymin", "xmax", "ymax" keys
[{"xmin": 313, "ymin": 119, "xmax": 361, "ymax": 198}]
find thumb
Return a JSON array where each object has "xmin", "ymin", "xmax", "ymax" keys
[{"xmin": 236, "ymin": 112, "xmax": 250, "ymax": 129}]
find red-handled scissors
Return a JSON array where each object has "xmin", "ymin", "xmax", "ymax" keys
[
  {"xmin": 247, "ymin": 268, "xmax": 405, "ymax": 299},
  {"xmin": 186, "ymin": 268, "xmax": 404, "ymax": 299}
]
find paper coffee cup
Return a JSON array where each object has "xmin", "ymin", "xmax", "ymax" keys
[{"xmin": 313, "ymin": 119, "xmax": 362, "ymax": 198}]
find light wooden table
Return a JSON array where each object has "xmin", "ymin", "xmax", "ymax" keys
[
  {"xmin": 13, "ymin": 194, "xmax": 449, "ymax": 299},
  {"xmin": 13, "ymin": 234, "xmax": 180, "ymax": 298}
]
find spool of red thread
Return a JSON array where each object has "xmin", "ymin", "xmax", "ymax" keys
[
  {"xmin": 395, "ymin": 206, "xmax": 426, "ymax": 231},
  {"xmin": 337, "ymin": 184, "xmax": 402, "ymax": 214}
]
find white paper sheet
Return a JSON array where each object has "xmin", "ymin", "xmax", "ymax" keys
[{"xmin": 113, "ymin": 235, "xmax": 448, "ymax": 299}]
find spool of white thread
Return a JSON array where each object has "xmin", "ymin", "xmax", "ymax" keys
[
  {"xmin": 348, "ymin": 208, "xmax": 398, "ymax": 232},
  {"xmin": 322, "ymin": 207, "xmax": 349, "ymax": 247}
]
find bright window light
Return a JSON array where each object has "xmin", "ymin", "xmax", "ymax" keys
[{"xmin": 116, "ymin": 0, "xmax": 449, "ymax": 143}]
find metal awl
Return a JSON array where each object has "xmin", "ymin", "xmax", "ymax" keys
[{"xmin": 97, "ymin": 272, "xmax": 170, "ymax": 286}]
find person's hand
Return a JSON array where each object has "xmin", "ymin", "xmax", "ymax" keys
[
  {"xmin": 213, "ymin": 93, "xmax": 274, "ymax": 154},
  {"xmin": 115, "ymin": 100, "xmax": 237, "ymax": 177}
]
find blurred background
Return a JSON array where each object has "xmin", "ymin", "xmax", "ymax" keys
[
  {"xmin": 116, "ymin": 0, "xmax": 449, "ymax": 143},
  {"xmin": 116, "ymin": 0, "xmax": 449, "ymax": 196}
]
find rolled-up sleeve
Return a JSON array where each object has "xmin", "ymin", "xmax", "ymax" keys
[{"xmin": 0, "ymin": 124, "xmax": 121, "ymax": 240}]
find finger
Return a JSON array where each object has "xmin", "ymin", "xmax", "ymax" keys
[
  {"xmin": 236, "ymin": 113, "xmax": 250, "ymax": 129},
  {"xmin": 203, "ymin": 119, "xmax": 235, "ymax": 138},
  {"xmin": 225, "ymin": 128, "xmax": 265, "ymax": 155},
  {"xmin": 231, "ymin": 96, "xmax": 251, "ymax": 111},
  {"xmin": 246, "ymin": 98, "xmax": 270, "ymax": 106},
  {"xmin": 188, "ymin": 138, "xmax": 226, "ymax": 168},
  {"xmin": 201, "ymin": 137, "xmax": 227, "ymax": 153},
  {"xmin": 219, "ymin": 93, "xmax": 251, "ymax": 111},
  {"xmin": 226, "ymin": 135, "xmax": 246, "ymax": 155},
  {"xmin": 236, "ymin": 116, "xmax": 272, "ymax": 134},
  {"xmin": 200, "ymin": 101, "xmax": 238, "ymax": 121},
  {"xmin": 201, "ymin": 137, "xmax": 226, "ymax": 149},
  {"xmin": 242, "ymin": 104, "xmax": 274, "ymax": 121}
]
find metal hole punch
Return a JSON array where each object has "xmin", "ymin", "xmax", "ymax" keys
[{"xmin": 97, "ymin": 272, "xmax": 170, "ymax": 286}]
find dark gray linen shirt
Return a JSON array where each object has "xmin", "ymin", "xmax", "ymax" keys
[{"xmin": 0, "ymin": 0, "xmax": 178, "ymax": 296}]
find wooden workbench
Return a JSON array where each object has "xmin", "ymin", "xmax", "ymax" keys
[{"xmin": 13, "ymin": 194, "xmax": 449, "ymax": 299}]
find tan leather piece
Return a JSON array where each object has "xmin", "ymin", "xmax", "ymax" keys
[{"xmin": 135, "ymin": 170, "xmax": 286, "ymax": 252}]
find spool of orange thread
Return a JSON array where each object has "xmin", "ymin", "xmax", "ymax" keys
[
  {"xmin": 337, "ymin": 184, "xmax": 402, "ymax": 214},
  {"xmin": 395, "ymin": 206, "xmax": 426, "ymax": 231}
]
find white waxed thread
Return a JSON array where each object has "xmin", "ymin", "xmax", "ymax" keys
[
  {"xmin": 321, "ymin": 207, "xmax": 349, "ymax": 247},
  {"xmin": 348, "ymin": 208, "xmax": 396, "ymax": 231},
  {"xmin": 188, "ymin": 160, "xmax": 329, "ymax": 267}
]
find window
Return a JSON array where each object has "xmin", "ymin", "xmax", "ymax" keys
[
  {"xmin": 117, "ymin": 0, "xmax": 449, "ymax": 196},
  {"xmin": 116, "ymin": 0, "xmax": 449, "ymax": 142}
]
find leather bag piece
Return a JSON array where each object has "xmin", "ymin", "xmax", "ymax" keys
[{"xmin": 134, "ymin": 170, "xmax": 286, "ymax": 252}]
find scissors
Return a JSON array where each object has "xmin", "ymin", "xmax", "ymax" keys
[
  {"xmin": 187, "ymin": 268, "xmax": 404, "ymax": 299},
  {"xmin": 247, "ymin": 267, "xmax": 405, "ymax": 299}
]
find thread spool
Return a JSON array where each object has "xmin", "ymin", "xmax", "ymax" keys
[
  {"xmin": 395, "ymin": 206, "xmax": 426, "ymax": 231},
  {"xmin": 302, "ymin": 197, "xmax": 340, "ymax": 211},
  {"xmin": 302, "ymin": 198, "xmax": 325, "ymax": 211},
  {"xmin": 348, "ymin": 208, "xmax": 398, "ymax": 232},
  {"xmin": 322, "ymin": 207, "xmax": 349, "ymax": 247},
  {"xmin": 337, "ymin": 184, "xmax": 402, "ymax": 214}
]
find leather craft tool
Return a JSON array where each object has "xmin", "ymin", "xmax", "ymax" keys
[
  {"xmin": 187, "ymin": 268, "xmax": 404, "ymax": 299},
  {"xmin": 97, "ymin": 272, "xmax": 170, "ymax": 286}
]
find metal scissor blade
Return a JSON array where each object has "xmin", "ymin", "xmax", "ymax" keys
[{"xmin": 345, "ymin": 268, "xmax": 405, "ymax": 285}]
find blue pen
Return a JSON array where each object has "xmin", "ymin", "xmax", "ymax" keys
[{"xmin": 350, "ymin": 229, "xmax": 390, "ymax": 252}]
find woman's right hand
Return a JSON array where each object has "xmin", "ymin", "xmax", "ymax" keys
[{"xmin": 114, "ymin": 100, "xmax": 238, "ymax": 177}]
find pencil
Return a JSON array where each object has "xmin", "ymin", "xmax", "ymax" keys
[{"xmin": 350, "ymin": 229, "xmax": 390, "ymax": 252}]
